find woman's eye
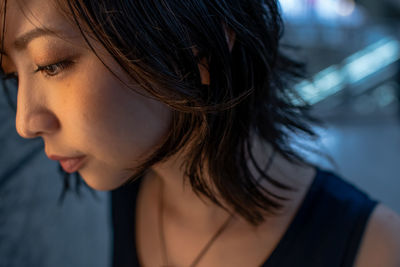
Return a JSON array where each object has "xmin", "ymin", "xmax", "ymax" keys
[{"xmin": 35, "ymin": 60, "xmax": 74, "ymax": 77}]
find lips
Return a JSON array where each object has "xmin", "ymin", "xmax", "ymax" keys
[{"xmin": 48, "ymin": 155, "xmax": 86, "ymax": 174}]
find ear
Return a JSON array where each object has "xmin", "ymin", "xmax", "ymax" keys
[
  {"xmin": 198, "ymin": 56, "xmax": 210, "ymax": 85},
  {"xmin": 195, "ymin": 24, "xmax": 236, "ymax": 85}
]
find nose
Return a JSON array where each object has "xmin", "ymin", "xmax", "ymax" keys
[
  {"xmin": 16, "ymin": 110, "xmax": 60, "ymax": 138},
  {"xmin": 15, "ymin": 83, "xmax": 60, "ymax": 139}
]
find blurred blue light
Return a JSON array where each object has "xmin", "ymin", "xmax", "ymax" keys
[
  {"xmin": 344, "ymin": 38, "xmax": 400, "ymax": 83},
  {"xmin": 295, "ymin": 66, "xmax": 345, "ymax": 105},
  {"xmin": 295, "ymin": 37, "xmax": 400, "ymax": 105},
  {"xmin": 280, "ymin": 0, "xmax": 358, "ymax": 21}
]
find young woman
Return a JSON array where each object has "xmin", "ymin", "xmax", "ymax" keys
[{"xmin": 1, "ymin": 0, "xmax": 399, "ymax": 266}]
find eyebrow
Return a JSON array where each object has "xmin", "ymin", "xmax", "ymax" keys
[{"xmin": 0, "ymin": 27, "xmax": 60, "ymax": 55}]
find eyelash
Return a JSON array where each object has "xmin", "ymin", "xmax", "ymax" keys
[
  {"xmin": 34, "ymin": 60, "xmax": 74, "ymax": 78},
  {"xmin": 2, "ymin": 59, "xmax": 74, "ymax": 81}
]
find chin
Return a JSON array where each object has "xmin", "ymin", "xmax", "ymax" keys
[{"xmin": 78, "ymin": 170, "xmax": 133, "ymax": 191}]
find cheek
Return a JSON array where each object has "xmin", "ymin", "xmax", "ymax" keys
[{"xmin": 63, "ymin": 69, "xmax": 172, "ymax": 168}]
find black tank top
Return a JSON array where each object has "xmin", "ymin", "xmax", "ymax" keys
[{"xmin": 111, "ymin": 168, "xmax": 378, "ymax": 267}]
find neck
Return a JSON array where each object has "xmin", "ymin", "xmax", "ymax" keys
[
  {"xmin": 149, "ymin": 154, "xmax": 232, "ymax": 232},
  {"xmin": 147, "ymin": 139, "xmax": 313, "ymax": 232}
]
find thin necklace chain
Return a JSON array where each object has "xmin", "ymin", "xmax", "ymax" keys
[
  {"xmin": 158, "ymin": 181, "xmax": 234, "ymax": 267},
  {"xmin": 157, "ymin": 149, "xmax": 276, "ymax": 267}
]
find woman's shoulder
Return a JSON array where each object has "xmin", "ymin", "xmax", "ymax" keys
[{"xmin": 353, "ymin": 203, "xmax": 400, "ymax": 267}]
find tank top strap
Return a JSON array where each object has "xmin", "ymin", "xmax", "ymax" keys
[{"xmin": 262, "ymin": 168, "xmax": 378, "ymax": 267}]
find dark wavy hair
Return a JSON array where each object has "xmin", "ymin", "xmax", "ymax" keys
[{"xmin": 1, "ymin": 0, "xmax": 317, "ymax": 225}]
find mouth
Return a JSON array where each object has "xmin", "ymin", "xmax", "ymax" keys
[{"xmin": 48, "ymin": 155, "xmax": 87, "ymax": 174}]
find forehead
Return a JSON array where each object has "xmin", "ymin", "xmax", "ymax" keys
[{"xmin": 0, "ymin": 0, "xmax": 77, "ymax": 49}]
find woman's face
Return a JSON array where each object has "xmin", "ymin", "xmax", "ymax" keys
[{"xmin": 1, "ymin": 0, "xmax": 172, "ymax": 190}]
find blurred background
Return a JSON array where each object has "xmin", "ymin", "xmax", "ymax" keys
[
  {"xmin": 0, "ymin": 0, "xmax": 399, "ymax": 266},
  {"xmin": 279, "ymin": 0, "xmax": 400, "ymax": 214}
]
